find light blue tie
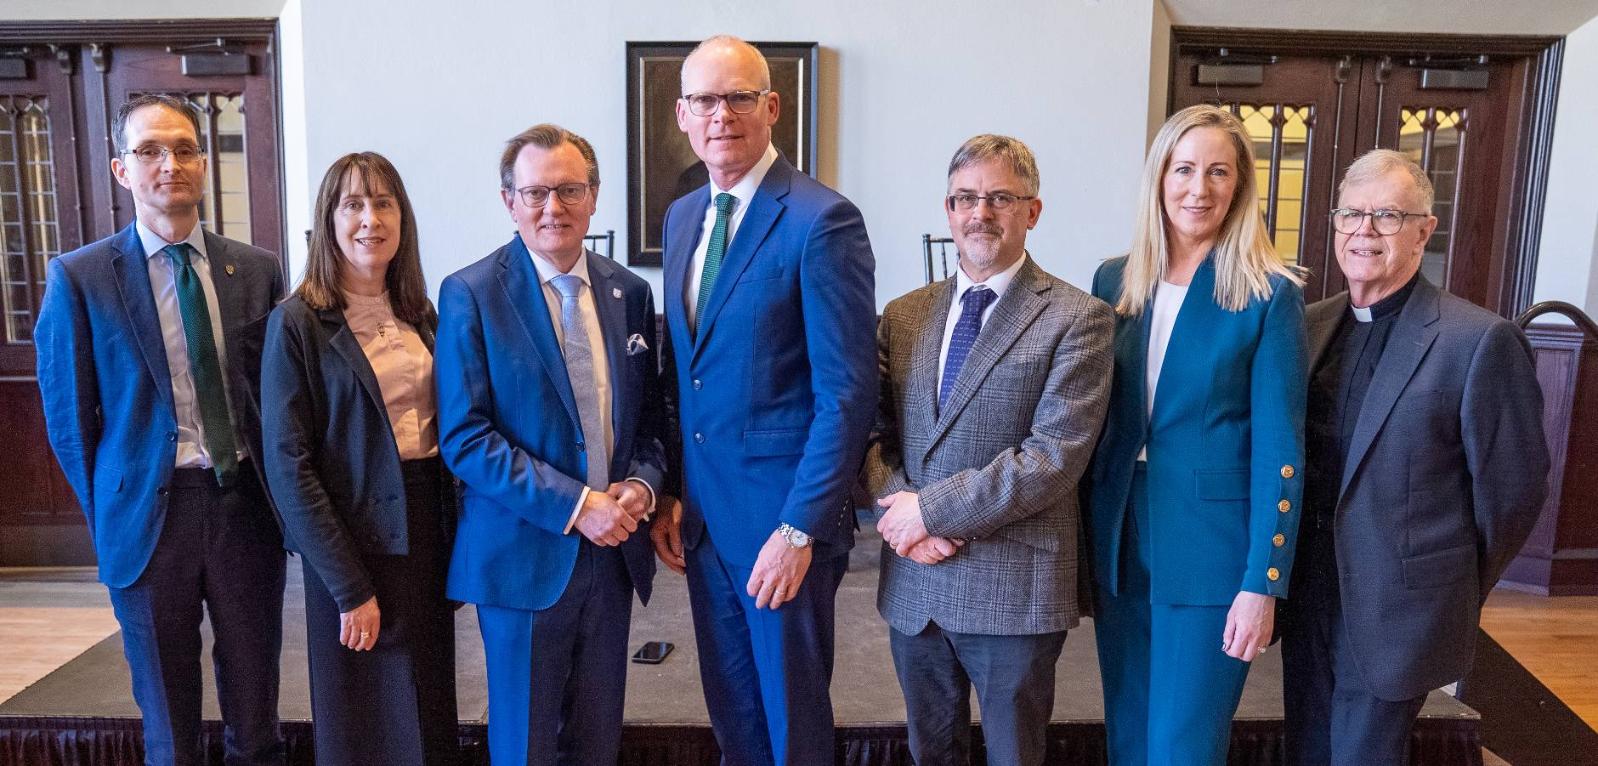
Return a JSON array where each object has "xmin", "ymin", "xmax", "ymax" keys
[{"xmin": 551, "ymin": 274, "xmax": 609, "ymax": 490}]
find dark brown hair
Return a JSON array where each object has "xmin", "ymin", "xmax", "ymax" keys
[
  {"xmin": 498, "ymin": 123, "xmax": 599, "ymax": 191},
  {"xmin": 113, "ymin": 94, "xmax": 202, "ymax": 154},
  {"xmin": 295, "ymin": 152, "xmax": 431, "ymax": 326}
]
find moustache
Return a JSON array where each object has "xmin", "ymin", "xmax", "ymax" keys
[{"xmin": 963, "ymin": 224, "xmax": 1002, "ymax": 236}]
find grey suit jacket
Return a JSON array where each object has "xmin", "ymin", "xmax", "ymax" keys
[
  {"xmin": 1286, "ymin": 277, "xmax": 1548, "ymax": 701},
  {"xmin": 864, "ymin": 258, "xmax": 1114, "ymax": 636}
]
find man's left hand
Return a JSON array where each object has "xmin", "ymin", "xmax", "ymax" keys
[
  {"xmin": 747, "ymin": 530, "xmax": 813, "ymax": 610},
  {"xmin": 876, "ymin": 491, "xmax": 931, "ymax": 556},
  {"xmin": 608, "ymin": 480, "xmax": 653, "ymax": 520}
]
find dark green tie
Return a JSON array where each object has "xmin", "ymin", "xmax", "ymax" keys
[
  {"xmin": 694, "ymin": 192, "xmax": 737, "ymax": 332},
  {"xmin": 164, "ymin": 243, "xmax": 238, "ymax": 486}
]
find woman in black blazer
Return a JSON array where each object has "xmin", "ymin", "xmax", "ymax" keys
[{"xmin": 262, "ymin": 152, "xmax": 457, "ymax": 765}]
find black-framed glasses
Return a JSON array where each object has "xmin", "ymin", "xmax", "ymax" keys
[
  {"xmin": 122, "ymin": 144, "xmax": 205, "ymax": 165},
  {"xmin": 514, "ymin": 182, "xmax": 590, "ymax": 208},
  {"xmin": 1329, "ymin": 207, "xmax": 1429, "ymax": 236},
  {"xmin": 946, "ymin": 192, "xmax": 1035, "ymax": 212},
  {"xmin": 680, "ymin": 89, "xmax": 771, "ymax": 117}
]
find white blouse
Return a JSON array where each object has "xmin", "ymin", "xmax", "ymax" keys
[{"xmin": 342, "ymin": 291, "xmax": 439, "ymax": 460}]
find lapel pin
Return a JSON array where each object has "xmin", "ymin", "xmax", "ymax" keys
[
  {"xmin": 225, "ymin": 263, "xmax": 236, "ymax": 276},
  {"xmin": 612, "ymin": 287, "xmax": 623, "ymax": 299}
]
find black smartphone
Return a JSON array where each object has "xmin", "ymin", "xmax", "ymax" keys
[{"xmin": 630, "ymin": 640, "xmax": 674, "ymax": 664}]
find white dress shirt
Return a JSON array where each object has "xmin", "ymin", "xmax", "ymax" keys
[
  {"xmin": 137, "ymin": 220, "xmax": 243, "ymax": 469},
  {"xmin": 1140, "ymin": 279, "xmax": 1189, "ymax": 461},
  {"xmin": 685, "ymin": 143, "xmax": 780, "ymax": 331},
  {"xmin": 936, "ymin": 253, "xmax": 1028, "ymax": 384},
  {"xmin": 527, "ymin": 248, "xmax": 654, "ymax": 532}
]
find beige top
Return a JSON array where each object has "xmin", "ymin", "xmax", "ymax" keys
[{"xmin": 342, "ymin": 291, "xmax": 439, "ymax": 460}]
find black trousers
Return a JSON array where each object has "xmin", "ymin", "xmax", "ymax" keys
[
  {"xmin": 889, "ymin": 620, "xmax": 1067, "ymax": 766},
  {"xmin": 106, "ymin": 465, "xmax": 285, "ymax": 766},
  {"xmin": 301, "ymin": 458, "xmax": 458, "ymax": 765},
  {"xmin": 1282, "ymin": 527, "xmax": 1427, "ymax": 765}
]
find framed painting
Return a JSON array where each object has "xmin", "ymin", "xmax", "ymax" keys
[{"xmin": 624, "ymin": 40, "xmax": 818, "ymax": 266}]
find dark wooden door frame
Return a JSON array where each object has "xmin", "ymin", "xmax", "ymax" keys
[
  {"xmin": 0, "ymin": 17, "xmax": 287, "ymax": 278},
  {"xmin": 1169, "ymin": 27, "xmax": 1563, "ymax": 319}
]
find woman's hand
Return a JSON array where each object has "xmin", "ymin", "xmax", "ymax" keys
[
  {"xmin": 1222, "ymin": 590, "xmax": 1274, "ymax": 662},
  {"xmin": 340, "ymin": 596, "xmax": 380, "ymax": 651}
]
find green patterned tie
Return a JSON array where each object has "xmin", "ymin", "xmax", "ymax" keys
[
  {"xmin": 164, "ymin": 243, "xmax": 238, "ymax": 486},
  {"xmin": 694, "ymin": 192, "xmax": 737, "ymax": 331}
]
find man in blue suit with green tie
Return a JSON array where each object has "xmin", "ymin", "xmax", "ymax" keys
[
  {"xmin": 436, "ymin": 124, "xmax": 665, "ymax": 766},
  {"xmin": 648, "ymin": 35, "xmax": 877, "ymax": 766},
  {"xmin": 36, "ymin": 94, "xmax": 286, "ymax": 765}
]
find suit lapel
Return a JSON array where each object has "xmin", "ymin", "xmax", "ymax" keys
[
  {"xmin": 1340, "ymin": 280, "xmax": 1441, "ymax": 493},
  {"xmin": 586, "ymin": 252, "xmax": 629, "ymax": 434},
  {"xmin": 495, "ymin": 236, "xmax": 581, "ymax": 431},
  {"xmin": 1149, "ymin": 257, "xmax": 1215, "ymax": 431},
  {"xmin": 929, "ymin": 260, "xmax": 1049, "ymax": 449},
  {"xmin": 202, "ymin": 231, "xmax": 245, "ymax": 342},
  {"xmin": 909, "ymin": 279, "xmax": 954, "ymax": 440},
  {"xmin": 321, "ymin": 308, "xmax": 389, "ymax": 425},
  {"xmin": 108, "ymin": 224, "xmax": 176, "ymax": 416},
  {"xmin": 1307, "ymin": 292, "xmax": 1348, "ymax": 371},
  {"xmin": 664, "ymin": 185, "xmax": 709, "ymax": 353},
  {"xmin": 692, "ymin": 158, "xmax": 791, "ymax": 360}
]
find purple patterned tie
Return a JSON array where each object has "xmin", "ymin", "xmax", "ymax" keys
[{"xmin": 940, "ymin": 285, "xmax": 996, "ymax": 409}]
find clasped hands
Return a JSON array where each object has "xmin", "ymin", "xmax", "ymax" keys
[
  {"xmin": 875, "ymin": 491, "xmax": 964, "ymax": 565},
  {"xmin": 574, "ymin": 480, "xmax": 654, "ymax": 547}
]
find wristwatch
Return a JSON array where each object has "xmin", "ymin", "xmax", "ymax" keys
[{"xmin": 776, "ymin": 523, "xmax": 812, "ymax": 549}]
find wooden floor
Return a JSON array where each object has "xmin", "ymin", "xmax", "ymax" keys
[{"xmin": 0, "ymin": 569, "xmax": 1591, "ymax": 765}]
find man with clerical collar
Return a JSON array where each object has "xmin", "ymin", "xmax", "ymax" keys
[{"xmin": 1281, "ymin": 149, "xmax": 1549, "ymax": 764}]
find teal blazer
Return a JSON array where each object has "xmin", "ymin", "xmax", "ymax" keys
[{"xmin": 1085, "ymin": 255, "xmax": 1306, "ymax": 605}]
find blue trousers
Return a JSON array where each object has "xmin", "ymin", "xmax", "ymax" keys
[
  {"xmin": 478, "ymin": 539, "xmax": 632, "ymax": 766},
  {"xmin": 686, "ymin": 533, "xmax": 847, "ymax": 766},
  {"xmin": 1094, "ymin": 465, "xmax": 1252, "ymax": 766},
  {"xmin": 107, "ymin": 467, "xmax": 285, "ymax": 766}
]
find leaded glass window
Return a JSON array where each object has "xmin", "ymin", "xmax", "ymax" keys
[
  {"xmin": 1398, "ymin": 107, "xmax": 1464, "ymax": 286},
  {"xmin": 0, "ymin": 96, "xmax": 60, "ymax": 344}
]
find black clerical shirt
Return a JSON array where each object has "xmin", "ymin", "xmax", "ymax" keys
[{"xmin": 1305, "ymin": 274, "xmax": 1420, "ymax": 534}]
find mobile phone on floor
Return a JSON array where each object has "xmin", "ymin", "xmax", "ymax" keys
[{"xmin": 631, "ymin": 641, "xmax": 674, "ymax": 664}]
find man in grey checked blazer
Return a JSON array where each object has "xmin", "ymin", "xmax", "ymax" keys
[{"xmin": 865, "ymin": 135, "xmax": 1114, "ymax": 766}]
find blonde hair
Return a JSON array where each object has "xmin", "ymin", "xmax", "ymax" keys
[{"xmin": 1118, "ymin": 104, "xmax": 1303, "ymax": 315}]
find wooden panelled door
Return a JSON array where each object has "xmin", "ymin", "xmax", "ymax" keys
[
  {"xmin": 0, "ymin": 21, "xmax": 283, "ymax": 566},
  {"xmin": 1169, "ymin": 30, "xmax": 1561, "ymax": 316}
]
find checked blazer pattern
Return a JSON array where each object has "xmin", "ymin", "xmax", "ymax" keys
[{"xmin": 864, "ymin": 258, "xmax": 1115, "ymax": 636}]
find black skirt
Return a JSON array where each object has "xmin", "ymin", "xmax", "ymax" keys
[{"xmin": 301, "ymin": 457, "xmax": 457, "ymax": 765}]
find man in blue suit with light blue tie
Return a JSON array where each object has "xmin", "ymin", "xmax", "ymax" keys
[
  {"xmin": 436, "ymin": 124, "xmax": 665, "ymax": 766},
  {"xmin": 648, "ymin": 35, "xmax": 877, "ymax": 766},
  {"xmin": 36, "ymin": 94, "xmax": 286, "ymax": 766}
]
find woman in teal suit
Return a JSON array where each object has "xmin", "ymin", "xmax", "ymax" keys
[{"xmin": 1087, "ymin": 104, "xmax": 1307, "ymax": 765}]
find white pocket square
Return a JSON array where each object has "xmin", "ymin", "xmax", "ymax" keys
[{"xmin": 626, "ymin": 333, "xmax": 649, "ymax": 355}]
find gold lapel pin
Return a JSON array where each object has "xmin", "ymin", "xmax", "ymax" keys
[{"xmin": 225, "ymin": 263, "xmax": 236, "ymax": 276}]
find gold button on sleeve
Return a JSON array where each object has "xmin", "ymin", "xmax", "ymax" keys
[
  {"xmin": 1267, "ymin": 567, "xmax": 1281, "ymax": 581},
  {"xmin": 1273, "ymin": 533, "xmax": 1286, "ymax": 547},
  {"xmin": 1278, "ymin": 499, "xmax": 1291, "ymax": 513},
  {"xmin": 1280, "ymin": 465, "xmax": 1295, "ymax": 479}
]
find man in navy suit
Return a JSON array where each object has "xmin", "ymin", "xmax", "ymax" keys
[
  {"xmin": 436, "ymin": 123, "xmax": 664, "ymax": 766},
  {"xmin": 36, "ymin": 94, "xmax": 286, "ymax": 766},
  {"xmin": 648, "ymin": 35, "xmax": 877, "ymax": 766}
]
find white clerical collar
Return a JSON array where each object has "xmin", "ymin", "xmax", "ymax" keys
[{"xmin": 1351, "ymin": 305, "xmax": 1373, "ymax": 323}]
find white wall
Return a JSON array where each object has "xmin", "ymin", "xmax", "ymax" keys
[
  {"xmin": 1533, "ymin": 14, "xmax": 1598, "ymax": 314},
  {"xmin": 288, "ymin": 0, "xmax": 1155, "ymax": 306}
]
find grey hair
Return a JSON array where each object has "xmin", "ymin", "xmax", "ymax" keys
[
  {"xmin": 946, "ymin": 134, "xmax": 1040, "ymax": 197},
  {"xmin": 498, "ymin": 123, "xmax": 599, "ymax": 191},
  {"xmin": 112, "ymin": 94, "xmax": 202, "ymax": 154},
  {"xmin": 681, "ymin": 35, "xmax": 772, "ymax": 92},
  {"xmin": 1339, "ymin": 148, "xmax": 1435, "ymax": 212}
]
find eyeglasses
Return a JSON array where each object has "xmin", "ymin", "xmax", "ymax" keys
[
  {"xmin": 1329, "ymin": 208, "xmax": 1429, "ymax": 236},
  {"xmin": 122, "ymin": 144, "xmax": 205, "ymax": 165},
  {"xmin": 514, "ymin": 183, "xmax": 591, "ymax": 208},
  {"xmin": 680, "ymin": 90, "xmax": 770, "ymax": 117},
  {"xmin": 946, "ymin": 192, "xmax": 1036, "ymax": 212}
]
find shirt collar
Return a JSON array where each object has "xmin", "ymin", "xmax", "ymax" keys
[
  {"xmin": 136, "ymin": 219, "xmax": 208, "ymax": 262},
  {"xmin": 1350, "ymin": 272, "xmax": 1418, "ymax": 323},
  {"xmin": 955, "ymin": 251, "xmax": 1027, "ymax": 302},
  {"xmin": 710, "ymin": 143, "xmax": 780, "ymax": 207},
  {"xmin": 528, "ymin": 247, "xmax": 592, "ymax": 288}
]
